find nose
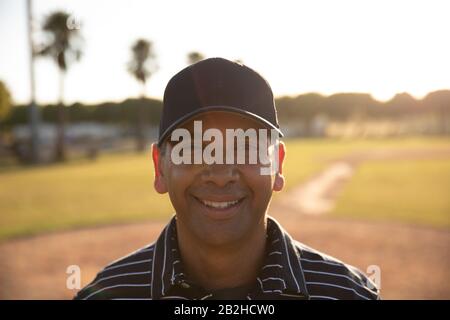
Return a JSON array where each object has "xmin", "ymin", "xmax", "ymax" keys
[{"xmin": 200, "ymin": 164, "xmax": 239, "ymax": 188}]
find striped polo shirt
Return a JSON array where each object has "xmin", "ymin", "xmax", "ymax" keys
[{"xmin": 74, "ymin": 216, "xmax": 380, "ymax": 300}]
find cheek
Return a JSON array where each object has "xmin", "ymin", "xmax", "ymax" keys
[
  {"xmin": 165, "ymin": 164, "xmax": 200, "ymax": 207},
  {"xmin": 239, "ymin": 165, "xmax": 274, "ymax": 202}
]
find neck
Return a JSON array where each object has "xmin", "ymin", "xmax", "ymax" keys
[{"xmin": 177, "ymin": 218, "xmax": 267, "ymax": 291}]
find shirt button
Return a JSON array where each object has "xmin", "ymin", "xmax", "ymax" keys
[{"xmin": 180, "ymin": 282, "xmax": 190, "ymax": 289}]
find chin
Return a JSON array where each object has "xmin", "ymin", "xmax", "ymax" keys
[
  {"xmin": 198, "ymin": 234, "xmax": 245, "ymax": 248},
  {"xmin": 193, "ymin": 221, "xmax": 248, "ymax": 246}
]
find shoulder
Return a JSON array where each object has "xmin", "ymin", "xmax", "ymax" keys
[
  {"xmin": 74, "ymin": 243, "xmax": 155, "ymax": 300},
  {"xmin": 293, "ymin": 241, "xmax": 380, "ymax": 300}
]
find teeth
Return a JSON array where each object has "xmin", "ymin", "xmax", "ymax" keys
[{"xmin": 201, "ymin": 199, "xmax": 239, "ymax": 209}]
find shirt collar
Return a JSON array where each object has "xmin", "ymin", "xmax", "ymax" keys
[
  {"xmin": 255, "ymin": 217, "xmax": 309, "ymax": 297},
  {"xmin": 150, "ymin": 215, "xmax": 309, "ymax": 299}
]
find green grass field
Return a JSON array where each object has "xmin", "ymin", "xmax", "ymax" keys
[
  {"xmin": 281, "ymin": 136, "xmax": 450, "ymax": 189},
  {"xmin": 332, "ymin": 158, "xmax": 450, "ymax": 228},
  {"xmin": 0, "ymin": 137, "xmax": 449, "ymax": 241},
  {"xmin": 0, "ymin": 153, "xmax": 173, "ymax": 240}
]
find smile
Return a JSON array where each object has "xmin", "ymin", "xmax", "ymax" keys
[
  {"xmin": 193, "ymin": 196, "xmax": 245, "ymax": 219},
  {"xmin": 200, "ymin": 199, "xmax": 240, "ymax": 209}
]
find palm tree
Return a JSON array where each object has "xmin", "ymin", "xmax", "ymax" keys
[
  {"xmin": 128, "ymin": 39, "xmax": 158, "ymax": 152},
  {"xmin": 38, "ymin": 11, "xmax": 83, "ymax": 161},
  {"xmin": 187, "ymin": 51, "xmax": 204, "ymax": 64}
]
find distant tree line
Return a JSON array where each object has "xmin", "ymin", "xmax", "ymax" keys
[
  {"xmin": 0, "ymin": 81, "xmax": 12, "ymax": 125},
  {"xmin": 1, "ymin": 90, "xmax": 448, "ymax": 128},
  {"xmin": 276, "ymin": 90, "xmax": 450, "ymax": 124},
  {"xmin": 2, "ymin": 98, "xmax": 162, "ymax": 128}
]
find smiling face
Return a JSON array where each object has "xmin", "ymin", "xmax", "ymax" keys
[{"xmin": 153, "ymin": 111, "xmax": 285, "ymax": 247}]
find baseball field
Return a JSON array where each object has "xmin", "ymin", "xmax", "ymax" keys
[{"xmin": 0, "ymin": 137, "xmax": 449, "ymax": 299}]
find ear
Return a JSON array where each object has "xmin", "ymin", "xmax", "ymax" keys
[
  {"xmin": 273, "ymin": 141, "xmax": 286, "ymax": 192},
  {"xmin": 152, "ymin": 143, "xmax": 168, "ymax": 194}
]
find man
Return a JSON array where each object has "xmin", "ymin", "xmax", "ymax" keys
[{"xmin": 75, "ymin": 58, "xmax": 379, "ymax": 300}]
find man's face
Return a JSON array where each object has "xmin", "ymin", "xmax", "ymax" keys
[{"xmin": 153, "ymin": 111, "xmax": 285, "ymax": 246}]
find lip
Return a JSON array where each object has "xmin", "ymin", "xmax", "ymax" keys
[{"xmin": 192, "ymin": 195, "xmax": 246, "ymax": 221}]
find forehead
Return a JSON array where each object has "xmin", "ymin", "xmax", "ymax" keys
[{"xmin": 180, "ymin": 111, "xmax": 267, "ymax": 131}]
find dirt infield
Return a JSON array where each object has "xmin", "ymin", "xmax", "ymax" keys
[
  {"xmin": 272, "ymin": 210, "xmax": 450, "ymax": 300},
  {"xmin": 0, "ymin": 208, "xmax": 448, "ymax": 299},
  {"xmin": 278, "ymin": 147, "xmax": 450, "ymax": 216}
]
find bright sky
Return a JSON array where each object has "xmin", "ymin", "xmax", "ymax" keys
[{"xmin": 0, "ymin": 0, "xmax": 449, "ymax": 105}]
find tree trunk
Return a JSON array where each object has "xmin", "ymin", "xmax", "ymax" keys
[
  {"xmin": 135, "ymin": 83, "xmax": 146, "ymax": 152},
  {"xmin": 55, "ymin": 69, "xmax": 66, "ymax": 161},
  {"xmin": 27, "ymin": 0, "xmax": 41, "ymax": 164}
]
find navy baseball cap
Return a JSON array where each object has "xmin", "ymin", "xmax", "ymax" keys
[{"xmin": 157, "ymin": 57, "xmax": 283, "ymax": 146}]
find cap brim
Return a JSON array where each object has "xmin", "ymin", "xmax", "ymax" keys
[{"xmin": 157, "ymin": 105, "xmax": 284, "ymax": 146}]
